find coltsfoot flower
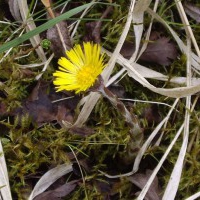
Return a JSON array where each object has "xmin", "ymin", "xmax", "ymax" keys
[{"xmin": 53, "ymin": 42, "xmax": 106, "ymax": 93}]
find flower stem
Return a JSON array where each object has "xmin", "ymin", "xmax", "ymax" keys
[{"xmin": 97, "ymin": 82, "xmax": 143, "ymax": 162}]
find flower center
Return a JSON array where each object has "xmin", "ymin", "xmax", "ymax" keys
[{"xmin": 76, "ymin": 64, "xmax": 97, "ymax": 87}]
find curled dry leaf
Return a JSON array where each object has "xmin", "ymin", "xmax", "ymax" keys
[
  {"xmin": 128, "ymin": 170, "xmax": 162, "ymax": 200},
  {"xmin": 184, "ymin": 3, "xmax": 200, "ymax": 23}
]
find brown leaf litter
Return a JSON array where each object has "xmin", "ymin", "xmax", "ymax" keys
[
  {"xmin": 120, "ymin": 31, "xmax": 178, "ymax": 66},
  {"xmin": 128, "ymin": 169, "xmax": 162, "ymax": 200}
]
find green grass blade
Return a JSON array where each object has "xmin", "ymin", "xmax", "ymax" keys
[{"xmin": 0, "ymin": 2, "xmax": 94, "ymax": 54}]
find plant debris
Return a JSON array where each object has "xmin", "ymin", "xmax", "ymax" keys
[
  {"xmin": 128, "ymin": 170, "xmax": 162, "ymax": 200},
  {"xmin": 34, "ymin": 180, "xmax": 78, "ymax": 200},
  {"xmin": 120, "ymin": 31, "xmax": 178, "ymax": 66},
  {"xmin": 46, "ymin": 12, "xmax": 72, "ymax": 57}
]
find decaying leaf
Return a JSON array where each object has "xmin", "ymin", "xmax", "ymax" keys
[
  {"xmin": 120, "ymin": 31, "xmax": 178, "ymax": 66},
  {"xmin": 69, "ymin": 126, "xmax": 95, "ymax": 136},
  {"xmin": 184, "ymin": 3, "xmax": 200, "ymax": 23},
  {"xmin": 108, "ymin": 84, "xmax": 126, "ymax": 98},
  {"xmin": 128, "ymin": 170, "xmax": 162, "ymax": 200},
  {"xmin": 120, "ymin": 41, "xmax": 135, "ymax": 59},
  {"xmin": 13, "ymin": 81, "xmax": 77, "ymax": 126},
  {"xmin": 95, "ymin": 180, "xmax": 112, "ymax": 194},
  {"xmin": 84, "ymin": 6, "xmax": 113, "ymax": 43},
  {"xmin": 43, "ymin": 0, "xmax": 72, "ymax": 58},
  {"xmin": 29, "ymin": 163, "xmax": 73, "ymax": 200},
  {"xmin": 34, "ymin": 180, "xmax": 78, "ymax": 200},
  {"xmin": 139, "ymin": 36, "xmax": 177, "ymax": 66},
  {"xmin": 46, "ymin": 13, "xmax": 72, "ymax": 57},
  {"xmin": 142, "ymin": 105, "xmax": 161, "ymax": 125},
  {"xmin": 22, "ymin": 82, "xmax": 57, "ymax": 125}
]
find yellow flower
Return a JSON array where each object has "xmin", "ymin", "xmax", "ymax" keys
[{"xmin": 53, "ymin": 42, "xmax": 106, "ymax": 93}]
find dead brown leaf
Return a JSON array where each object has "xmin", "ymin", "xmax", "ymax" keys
[
  {"xmin": 120, "ymin": 41, "xmax": 135, "ymax": 59},
  {"xmin": 108, "ymin": 84, "xmax": 125, "ymax": 98},
  {"xmin": 44, "ymin": 0, "xmax": 72, "ymax": 58},
  {"xmin": 47, "ymin": 13, "xmax": 72, "ymax": 58},
  {"xmin": 120, "ymin": 32, "xmax": 178, "ymax": 66},
  {"xmin": 95, "ymin": 180, "xmax": 112, "ymax": 194},
  {"xmin": 23, "ymin": 82, "xmax": 57, "ymax": 125},
  {"xmin": 69, "ymin": 126, "xmax": 95, "ymax": 136},
  {"xmin": 33, "ymin": 180, "xmax": 78, "ymax": 200},
  {"xmin": 141, "ymin": 31, "xmax": 178, "ymax": 66},
  {"xmin": 184, "ymin": 3, "xmax": 200, "ymax": 23},
  {"xmin": 128, "ymin": 170, "xmax": 162, "ymax": 200},
  {"xmin": 19, "ymin": 68, "xmax": 35, "ymax": 78},
  {"xmin": 84, "ymin": 6, "xmax": 113, "ymax": 43},
  {"xmin": 142, "ymin": 105, "xmax": 161, "ymax": 125},
  {"xmin": 41, "ymin": 0, "xmax": 72, "ymax": 56},
  {"xmin": 13, "ymin": 81, "xmax": 77, "ymax": 126}
]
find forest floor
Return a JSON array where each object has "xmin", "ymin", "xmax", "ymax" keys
[{"xmin": 1, "ymin": 0, "xmax": 200, "ymax": 199}]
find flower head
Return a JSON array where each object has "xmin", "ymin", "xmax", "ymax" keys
[{"xmin": 53, "ymin": 42, "xmax": 106, "ymax": 93}]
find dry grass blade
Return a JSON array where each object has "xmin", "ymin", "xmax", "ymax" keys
[
  {"xmin": 0, "ymin": 139, "xmax": 12, "ymax": 200},
  {"xmin": 2, "ymin": 0, "xmax": 200, "ymax": 198},
  {"xmin": 136, "ymin": 123, "xmax": 184, "ymax": 200},
  {"xmin": 162, "ymin": 36, "xmax": 192, "ymax": 200},
  {"xmin": 129, "ymin": 0, "xmax": 152, "ymax": 63},
  {"xmin": 184, "ymin": 3, "xmax": 200, "ymax": 23},
  {"xmin": 185, "ymin": 191, "xmax": 200, "ymax": 200},
  {"xmin": 41, "ymin": 0, "xmax": 54, "ymax": 18},
  {"xmin": 104, "ymin": 49, "xmax": 200, "ymax": 87},
  {"xmin": 35, "ymin": 53, "xmax": 54, "ymax": 80},
  {"xmin": 73, "ymin": 0, "xmax": 200, "ymax": 128},
  {"xmin": 17, "ymin": 0, "xmax": 47, "ymax": 62},
  {"xmin": 175, "ymin": 0, "xmax": 200, "ymax": 57},
  {"xmin": 8, "ymin": 0, "xmax": 21, "ymax": 21},
  {"xmin": 119, "ymin": 55, "xmax": 200, "ymax": 98},
  {"xmin": 102, "ymin": 0, "xmax": 136, "ymax": 83},
  {"xmin": 136, "ymin": 0, "xmax": 159, "ymax": 59},
  {"xmin": 28, "ymin": 163, "xmax": 73, "ymax": 200}
]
